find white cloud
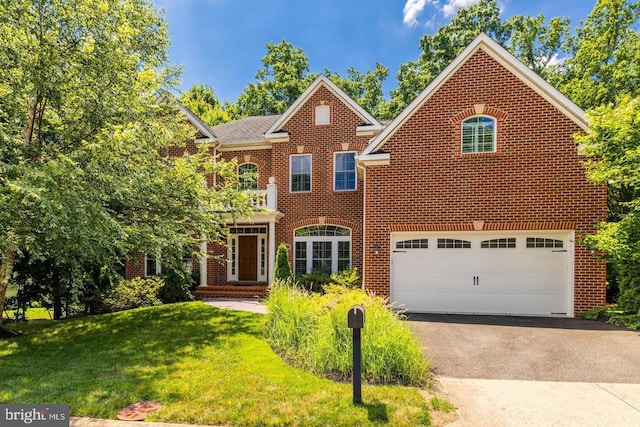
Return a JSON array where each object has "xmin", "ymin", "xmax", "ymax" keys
[
  {"xmin": 441, "ymin": 0, "xmax": 481, "ymax": 17},
  {"xmin": 403, "ymin": 0, "xmax": 428, "ymax": 27}
]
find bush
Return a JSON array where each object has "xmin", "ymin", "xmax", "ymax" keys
[
  {"xmin": 273, "ymin": 243, "xmax": 292, "ymax": 280},
  {"xmin": 159, "ymin": 264, "xmax": 196, "ymax": 304},
  {"xmin": 265, "ymin": 280, "xmax": 428, "ymax": 385},
  {"xmin": 103, "ymin": 277, "xmax": 164, "ymax": 312},
  {"xmin": 617, "ymin": 260, "xmax": 640, "ymax": 314},
  {"xmin": 329, "ymin": 267, "xmax": 361, "ymax": 290},
  {"xmin": 296, "ymin": 269, "xmax": 332, "ymax": 293}
]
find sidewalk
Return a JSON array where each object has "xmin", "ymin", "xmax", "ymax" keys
[
  {"xmin": 202, "ymin": 297, "xmax": 267, "ymax": 314},
  {"xmin": 440, "ymin": 377, "xmax": 640, "ymax": 426}
]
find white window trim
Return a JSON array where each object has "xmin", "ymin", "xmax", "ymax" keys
[
  {"xmin": 238, "ymin": 162, "xmax": 258, "ymax": 191},
  {"xmin": 333, "ymin": 151, "xmax": 357, "ymax": 192},
  {"xmin": 290, "ymin": 153, "xmax": 312, "ymax": 193},
  {"xmin": 144, "ymin": 255, "xmax": 162, "ymax": 277},
  {"xmin": 293, "ymin": 226, "xmax": 351, "ymax": 275},
  {"xmin": 315, "ymin": 104, "xmax": 330, "ymax": 126},
  {"xmin": 461, "ymin": 115, "xmax": 497, "ymax": 154}
]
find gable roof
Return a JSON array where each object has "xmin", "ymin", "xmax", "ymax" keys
[
  {"xmin": 360, "ymin": 33, "xmax": 588, "ymax": 159},
  {"xmin": 210, "ymin": 115, "xmax": 281, "ymax": 145},
  {"xmin": 264, "ymin": 74, "xmax": 382, "ymax": 137},
  {"xmin": 178, "ymin": 104, "xmax": 217, "ymax": 141}
]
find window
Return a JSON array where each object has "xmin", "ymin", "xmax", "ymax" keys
[
  {"xmin": 396, "ymin": 239, "xmax": 429, "ymax": 249},
  {"xmin": 290, "ymin": 154, "xmax": 311, "ymax": 192},
  {"xmin": 334, "ymin": 151, "xmax": 356, "ymax": 191},
  {"xmin": 238, "ymin": 163, "xmax": 258, "ymax": 190},
  {"xmin": 462, "ymin": 116, "xmax": 495, "ymax": 153},
  {"xmin": 437, "ymin": 239, "xmax": 471, "ymax": 249},
  {"xmin": 315, "ymin": 105, "xmax": 330, "ymax": 125},
  {"xmin": 526, "ymin": 238, "xmax": 564, "ymax": 248},
  {"xmin": 481, "ymin": 238, "xmax": 516, "ymax": 248},
  {"xmin": 145, "ymin": 254, "xmax": 162, "ymax": 277},
  {"xmin": 294, "ymin": 225, "xmax": 351, "ymax": 274}
]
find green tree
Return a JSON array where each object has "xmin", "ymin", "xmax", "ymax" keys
[
  {"xmin": 0, "ymin": 0, "xmax": 251, "ymax": 322},
  {"xmin": 235, "ymin": 40, "xmax": 317, "ymax": 117},
  {"xmin": 324, "ymin": 63, "xmax": 389, "ymax": 118},
  {"xmin": 180, "ymin": 84, "xmax": 231, "ymax": 126},
  {"xmin": 386, "ymin": 0, "xmax": 509, "ymax": 116},
  {"xmin": 505, "ymin": 15, "xmax": 571, "ymax": 79},
  {"xmin": 273, "ymin": 243, "xmax": 292, "ymax": 281},
  {"xmin": 578, "ymin": 95, "xmax": 640, "ymax": 312},
  {"xmin": 558, "ymin": 0, "xmax": 640, "ymax": 110}
]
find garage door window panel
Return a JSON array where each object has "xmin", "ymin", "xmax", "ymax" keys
[
  {"xmin": 438, "ymin": 238, "xmax": 471, "ymax": 249},
  {"xmin": 481, "ymin": 238, "xmax": 516, "ymax": 248},
  {"xmin": 526, "ymin": 238, "xmax": 564, "ymax": 248},
  {"xmin": 396, "ymin": 239, "xmax": 428, "ymax": 249}
]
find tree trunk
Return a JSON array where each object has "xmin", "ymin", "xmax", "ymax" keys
[
  {"xmin": 0, "ymin": 250, "xmax": 16, "ymax": 326},
  {"xmin": 51, "ymin": 264, "xmax": 63, "ymax": 320},
  {"xmin": 24, "ymin": 93, "xmax": 40, "ymax": 145}
]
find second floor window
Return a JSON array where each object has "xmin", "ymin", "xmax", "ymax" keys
[
  {"xmin": 238, "ymin": 163, "xmax": 258, "ymax": 190},
  {"xmin": 462, "ymin": 116, "xmax": 495, "ymax": 153},
  {"xmin": 290, "ymin": 154, "xmax": 311, "ymax": 192},
  {"xmin": 334, "ymin": 151, "xmax": 356, "ymax": 191}
]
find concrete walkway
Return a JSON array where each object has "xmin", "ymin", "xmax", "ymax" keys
[
  {"xmin": 439, "ymin": 378, "xmax": 640, "ymax": 427},
  {"xmin": 202, "ymin": 297, "xmax": 267, "ymax": 314}
]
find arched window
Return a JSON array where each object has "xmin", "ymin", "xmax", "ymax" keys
[
  {"xmin": 238, "ymin": 163, "xmax": 258, "ymax": 190},
  {"xmin": 462, "ymin": 116, "xmax": 495, "ymax": 153},
  {"xmin": 293, "ymin": 225, "xmax": 351, "ymax": 274}
]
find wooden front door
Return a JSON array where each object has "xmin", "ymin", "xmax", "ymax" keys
[{"xmin": 238, "ymin": 235, "xmax": 258, "ymax": 281}]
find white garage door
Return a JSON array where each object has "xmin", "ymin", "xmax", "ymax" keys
[{"xmin": 390, "ymin": 231, "xmax": 573, "ymax": 316}]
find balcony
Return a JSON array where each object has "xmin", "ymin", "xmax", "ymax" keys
[{"xmin": 245, "ymin": 177, "xmax": 278, "ymax": 211}]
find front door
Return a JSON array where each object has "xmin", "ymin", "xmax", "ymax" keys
[{"xmin": 238, "ymin": 235, "xmax": 258, "ymax": 281}]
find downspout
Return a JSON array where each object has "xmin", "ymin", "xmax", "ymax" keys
[{"xmin": 356, "ymin": 156, "xmax": 367, "ymax": 290}]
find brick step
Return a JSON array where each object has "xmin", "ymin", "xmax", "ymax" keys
[{"xmin": 193, "ymin": 285, "xmax": 268, "ymax": 299}]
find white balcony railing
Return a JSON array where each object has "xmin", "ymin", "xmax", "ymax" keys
[{"xmin": 246, "ymin": 177, "xmax": 278, "ymax": 211}]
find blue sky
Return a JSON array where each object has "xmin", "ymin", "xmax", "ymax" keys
[{"xmin": 151, "ymin": 0, "xmax": 595, "ymax": 102}]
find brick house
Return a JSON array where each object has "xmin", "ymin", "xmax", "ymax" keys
[{"xmin": 126, "ymin": 34, "xmax": 606, "ymax": 316}]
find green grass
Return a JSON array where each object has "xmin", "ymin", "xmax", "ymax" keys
[{"xmin": 0, "ymin": 302, "xmax": 432, "ymax": 426}]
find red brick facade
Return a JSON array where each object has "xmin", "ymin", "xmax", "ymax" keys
[
  {"xmin": 362, "ymin": 48, "xmax": 606, "ymax": 314},
  {"xmin": 125, "ymin": 35, "xmax": 606, "ymax": 315}
]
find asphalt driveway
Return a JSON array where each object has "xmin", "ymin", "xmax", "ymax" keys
[
  {"xmin": 407, "ymin": 314, "xmax": 640, "ymax": 426},
  {"xmin": 408, "ymin": 313, "xmax": 640, "ymax": 383}
]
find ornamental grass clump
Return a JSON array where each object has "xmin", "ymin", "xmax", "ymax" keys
[{"xmin": 265, "ymin": 280, "xmax": 428, "ymax": 385}]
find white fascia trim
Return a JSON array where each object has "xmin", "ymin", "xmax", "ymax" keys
[
  {"xmin": 356, "ymin": 124, "xmax": 384, "ymax": 137},
  {"xmin": 264, "ymin": 132, "xmax": 290, "ymax": 143},
  {"xmin": 217, "ymin": 140, "xmax": 273, "ymax": 151},
  {"xmin": 178, "ymin": 105, "xmax": 218, "ymax": 141},
  {"xmin": 356, "ymin": 152, "xmax": 390, "ymax": 166},
  {"xmin": 362, "ymin": 33, "xmax": 588, "ymax": 157},
  {"xmin": 264, "ymin": 75, "xmax": 382, "ymax": 138}
]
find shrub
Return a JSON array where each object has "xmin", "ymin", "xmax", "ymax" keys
[
  {"xmin": 296, "ymin": 268, "xmax": 332, "ymax": 293},
  {"xmin": 103, "ymin": 277, "xmax": 164, "ymax": 312},
  {"xmin": 329, "ymin": 267, "xmax": 361, "ymax": 290},
  {"xmin": 273, "ymin": 243, "xmax": 292, "ymax": 281},
  {"xmin": 617, "ymin": 260, "xmax": 640, "ymax": 314},
  {"xmin": 265, "ymin": 280, "xmax": 428, "ymax": 385},
  {"xmin": 160, "ymin": 264, "xmax": 196, "ymax": 304}
]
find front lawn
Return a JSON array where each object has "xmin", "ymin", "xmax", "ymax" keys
[{"xmin": 0, "ymin": 302, "xmax": 434, "ymax": 426}]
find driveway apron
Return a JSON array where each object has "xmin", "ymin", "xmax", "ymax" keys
[{"xmin": 408, "ymin": 314, "xmax": 640, "ymax": 426}]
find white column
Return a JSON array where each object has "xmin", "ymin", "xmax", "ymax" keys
[
  {"xmin": 268, "ymin": 219, "xmax": 276, "ymax": 286},
  {"xmin": 199, "ymin": 236, "xmax": 208, "ymax": 287},
  {"xmin": 266, "ymin": 176, "xmax": 278, "ymax": 210}
]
